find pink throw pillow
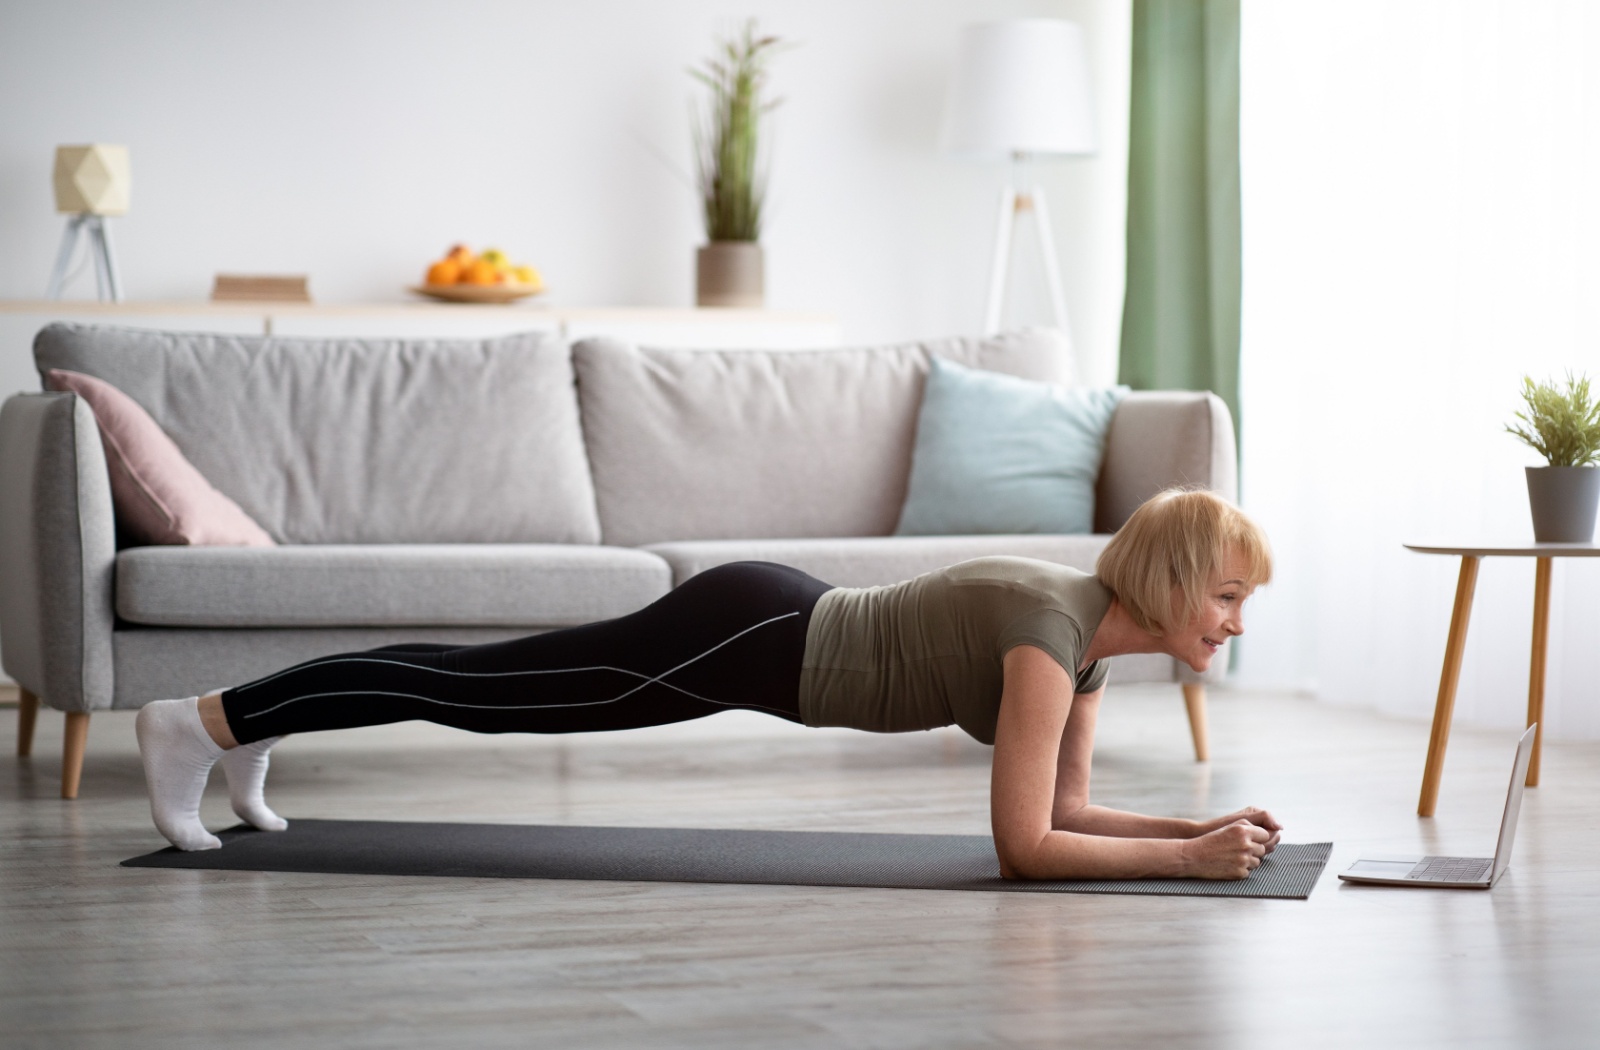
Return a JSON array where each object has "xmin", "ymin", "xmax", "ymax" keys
[{"xmin": 45, "ymin": 369, "xmax": 276, "ymax": 547}]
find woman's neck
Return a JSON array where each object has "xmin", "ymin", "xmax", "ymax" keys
[{"xmin": 1080, "ymin": 598, "xmax": 1167, "ymax": 668}]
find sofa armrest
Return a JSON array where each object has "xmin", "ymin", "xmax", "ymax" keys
[
  {"xmin": 1093, "ymin": 391, "xmax": 1238, "ymax": 534},
  {"xmin": 0, "ymin": 393, "xmax": 116, "ymax": 712}
]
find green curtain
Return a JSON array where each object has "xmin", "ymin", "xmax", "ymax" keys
[{"xmin": 1119, "ymin": 0, "xmax": 1241, "ymax": 441}]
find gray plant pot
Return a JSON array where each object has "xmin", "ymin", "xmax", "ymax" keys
[
  {"xmin": 696, "ymin": 242, "xmax": 764, "ymax": 308},
  {"xmin": 1525, "ymin": 466, "xmax": 1600, "ymax": 542}
]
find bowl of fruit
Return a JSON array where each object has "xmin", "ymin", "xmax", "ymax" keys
[{"xmin": 410, "ymin": 245, "xmax": 545, "ymax": 303}]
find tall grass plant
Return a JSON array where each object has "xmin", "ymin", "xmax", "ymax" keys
[{"xmin": 691, "ymin": 22, "xmax": 785, "ymax": 243}]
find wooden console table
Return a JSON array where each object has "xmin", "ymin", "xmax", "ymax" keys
[{"xmin": 1405, "ymin": 540, "xmax": 1600, "ymax": 816}]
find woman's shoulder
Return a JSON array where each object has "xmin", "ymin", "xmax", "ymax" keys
[
  {"xmin": 942, "ymin": 555, "xmax": 1097, "ymax": 589},
  {"xmin": 830, "ymin": 557, "xmax": 1106, "ymax": 614},
  {"xmin": 943, "ymin": 556, "xmax": 1111, "ymax": 623}
]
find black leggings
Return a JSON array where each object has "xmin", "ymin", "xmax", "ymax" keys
[{"xmin": 221, "ymin": 562, "xmax": 834, "ymax": 745}]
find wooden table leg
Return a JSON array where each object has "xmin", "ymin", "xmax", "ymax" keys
[
  {"xmin": 1419, "ymin": 555, "xmax": 1480, "ymax": 817},
  {"xmin": 1181, "ymin": 683, "xmax": 1209, "ymax": 762},
  {"xmin": 1527, "ymin": 556, "xmax": 1552, "ymax": 787}
]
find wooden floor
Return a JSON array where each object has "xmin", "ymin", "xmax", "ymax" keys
[{"xmin": 3, "ymin": 685, "xmax": 1598, "ymax": 1049}]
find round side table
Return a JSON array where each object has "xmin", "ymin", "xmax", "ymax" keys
[{"xmin": 1405, "ymin": 540, "xmax": 1600, "ymax": 816}]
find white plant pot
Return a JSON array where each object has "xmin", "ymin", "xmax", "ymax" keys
[{"xmin": 696, "ymin": 242, "xmax": 764, "ymax": 308}]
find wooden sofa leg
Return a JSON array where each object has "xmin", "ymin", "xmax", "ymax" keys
[
  {"xmin": 17, "ymin": 688, "xmax": 39, "ymax": 757},
  {"xmin": 1181, "ymin": 684, "xmax": 1209, "ymax": 762},
  {"xmin": 62, "ymin": 712, "xmax": 90, "ymax": 799}
]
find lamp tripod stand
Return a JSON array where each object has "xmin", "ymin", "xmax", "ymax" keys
[
  {"xmin": 983, "ymin": 177, "xmax": 1069, "ymax": 335},
  {"xmin": 47, "ymin": 213, "xmax": 122, "ymax": 302}
]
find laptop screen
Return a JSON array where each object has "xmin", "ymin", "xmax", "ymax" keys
[{"xmin": 1491, "ymin": 725, "xmax": 1539, "ymax": 882}]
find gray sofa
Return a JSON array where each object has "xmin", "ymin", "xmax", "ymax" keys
[{"xmin": 0, "ymin": 323, "xmax": 1236, "ymax": 798}]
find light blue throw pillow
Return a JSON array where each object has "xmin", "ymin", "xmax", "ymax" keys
[{"xmin": 894, "ymin": 357, "xmax": 1128, "ymax": 536}]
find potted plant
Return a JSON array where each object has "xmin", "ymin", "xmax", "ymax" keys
[
  {"xmin": 690, "ymin": 21, "xmax": 784, "ymax": 308},
  {"xmin": 1506, "ymin": 371, "xmax": 1600, "ymax": 542}
]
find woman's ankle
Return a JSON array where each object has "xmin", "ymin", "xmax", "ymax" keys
[{"xmin": 197, "ymin": 693, "xmax": 239, "ymax": 749}]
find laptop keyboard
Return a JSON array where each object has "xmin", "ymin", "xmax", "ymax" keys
[{"xmin": 1409, "ymin": 856, "xmax": 1492, "ymax": 882}]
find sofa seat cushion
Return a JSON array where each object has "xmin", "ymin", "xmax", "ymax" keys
[
  {"xmin": 642, "ymin": 534, "xmax": 1112, "ymax": 589},
  {"xmin": 116, "ymin": 545, "xmax": 670, "ymax": 628}
]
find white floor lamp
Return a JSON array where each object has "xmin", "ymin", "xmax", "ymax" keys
[{"xmin": 942, "ymin": 20, "xmax": 1097, "ymax": 336}]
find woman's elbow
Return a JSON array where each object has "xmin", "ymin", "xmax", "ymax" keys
[{"xmin": 994, "ymin": 836, "xmax": 1047, "ymax": 881}]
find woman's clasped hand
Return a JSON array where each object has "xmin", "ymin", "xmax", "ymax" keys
[{"xmin": 1182, "ymin": 807, "xmax": 1283, "ymax": 879}]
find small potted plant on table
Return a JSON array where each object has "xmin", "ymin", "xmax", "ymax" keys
[
  {"xmin": 691, "ymin": 21, "xmax": 784, "ymax": 308},
  {"xmin": 1506, "ymin": 371, "xmax": 1600, "ymax": 542}
]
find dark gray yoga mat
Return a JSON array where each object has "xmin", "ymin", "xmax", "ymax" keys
[{"xmin": 123, "ymin": 820, "xmax": 1330, "ymax": 899}]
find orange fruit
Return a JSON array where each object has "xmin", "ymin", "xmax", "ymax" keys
[
  {"xmin": 426, "ymin": 259, "xmax": 461, "ymax": 285},
  {"xmin": 462, "ymin": 258, "xmax": 501, "ymax": 285}
]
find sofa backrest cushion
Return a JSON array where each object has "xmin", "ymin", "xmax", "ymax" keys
[
  {"xmin": 572, "ymin": 330, "xmax": 1074, "ymax": 546},
  {"xmin": 34, "ymin": 323, "xmax": 600, "ymax": 545}
]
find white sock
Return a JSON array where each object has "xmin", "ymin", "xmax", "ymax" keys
[
  {"xmin": 221, "ymin": 735, "xmax": 288, "ymax": 832},
  {"xmin": 135, "ymin": 697, "xmax": 224, "ymax": 851}
]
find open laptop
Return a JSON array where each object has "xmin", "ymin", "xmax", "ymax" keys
[{"xmin": 1339, "ymin": 724, "xmax": 1537, "ymax": 890}]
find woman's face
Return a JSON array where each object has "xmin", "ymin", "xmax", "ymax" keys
[{"xmin": 1166, "ymin": 550, "xmax": 1256, "ymax": 673}]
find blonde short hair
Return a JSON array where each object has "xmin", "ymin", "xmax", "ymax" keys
[{"xmin": 1095, "ymin": 488, "xmax": 1272, "ymax": 636}]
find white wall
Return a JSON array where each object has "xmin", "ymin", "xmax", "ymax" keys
[
  {"xmin": 0, "ymin": 0, "xmax": 1130, "ymax": 384},
  {"xmin": 1238, "ymin": 0, "xmax": 1600, "ymax": 740}
]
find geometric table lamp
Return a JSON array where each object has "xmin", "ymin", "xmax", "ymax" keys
[
  {"xmin": 941, "ymin": 20, "xmax": 1096, "ymax": 335},
  {"xmin": 47, "ymin": 144, "xmax": 130, "ymax": 302}
]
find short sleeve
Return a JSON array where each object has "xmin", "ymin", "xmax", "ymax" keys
[
  {"xmin": 1074, "ymin": 659, "xmax": 1109, "ymax": 695},
  {"xmin": 996, "ymin": 608, "xmax": 1087, "ymax": 683}
]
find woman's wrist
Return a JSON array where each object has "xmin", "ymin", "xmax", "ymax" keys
[{"xmin": 1171, "ymin": 836, "xmax": 1197, "ymax": 876}]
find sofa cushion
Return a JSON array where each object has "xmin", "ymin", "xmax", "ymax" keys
[
  {"xmin": 115, "ymin": 545, "xmax": 670, "ymax": 628},
  {"xmin": 573, "ymin": 330, "xmax": 1074, "ymax": 547},
  {"xmin": 643, "ymin": 534, "xmax": 1111, "ymax": 588},
  {"xmin": 35, "ymin": 323, "xmax": 600, "ymax": 545}
]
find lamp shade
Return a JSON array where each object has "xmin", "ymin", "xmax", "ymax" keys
[
  {"xmin": 53, "ymin": 144, "xmax": 130, "ymax": 215},
  {"xmin": 940, "ymin": 20, "xmax": 1096, "ymax": 158}
]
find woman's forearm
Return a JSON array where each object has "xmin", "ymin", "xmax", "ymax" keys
[
  {"xmin": 1054, "ymin": 803, "xmax": 1201, "ymax": 840},
  {"xmin": 1001, "ymin": 828, "xmax": 1190, "ymax": 880}
]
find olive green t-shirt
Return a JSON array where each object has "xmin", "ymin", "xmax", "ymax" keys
[{"xmin": 798, "ymin": 557, "xmax": 1114, "ymax": 745}]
